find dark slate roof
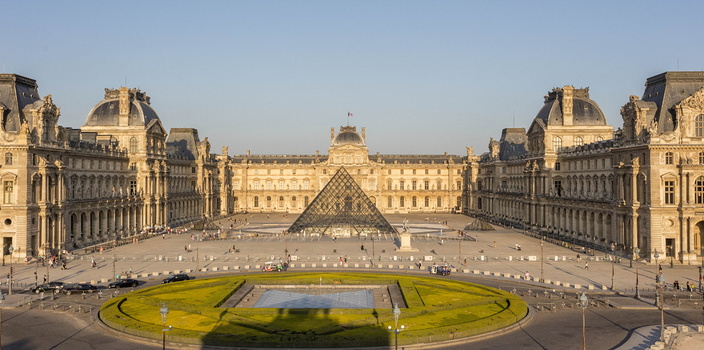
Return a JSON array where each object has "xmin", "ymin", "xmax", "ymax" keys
[
  {"xmin": 230, "ymin": 154, "xmax": 326, "ymax": 164},
  {"xmin": 376, "ymin": 154, "xmax": 463, "ymax": 164},
  {"xmin": 641, "ymin": 72, "xmax": 704, "ymax": 133},
  {"xmin": 498, "ymin": 128, "xmax": 528, "ymax": 160},
  {"xmin": 84, "ymin": 89, "xmax": 160, "ymax": 127},
  {"xmin": 0, "ymin": 74, "xmax": 41, "ymax": 132},
  {"xmin": 166, "ymin": 128, "xmax": 201, "ymax": 160},
  {"xmin": 332, "ymin": 126, "xmax": 365, "ymax": 146},
  {"xmin": 535, "ymin": 87, "xmax": 606, "ymax": 126}
]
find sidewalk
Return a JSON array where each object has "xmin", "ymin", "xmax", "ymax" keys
[{"xmin": 1, "ymin": 213, "xmax": 702, "ymax": 300}]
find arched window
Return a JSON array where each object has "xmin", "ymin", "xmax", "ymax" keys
[
  {"xmin": 665, "ymin": 152, "xmax": 674, "ymax": 165},
  {"xmin": 596, "ymin": 136, "xmax": 604, "ymax": 142},
  {"xmin": 4, "ymin": 153, "xmax": 12, "ymax": 165},
  {"xmin": 575, "ymin": 136, "xmax": 584, "ymax": 146},
  {"xmin": 291, "ymin": 196, "xmax": 297, "ymax": 207},
  {"xmin": 266, "ymin": 196, "xmax": 272, "ymax": 207},
  {"xmin": 696, "ymin": 177, "xmax": 704, "ymax": 204},
  {"xmin": 553, "ymin": 137, "xmax": 562, "ymax": 151},
  {"xmin": 279, "ymin": 196, "xmax": 284, "ymax": 207},
  {"xmin": 129, "ymin": 137, "xmax": 138, "ymax": 153},
  {"xmin": 696, "ymin": 114, "xmax": 704, "ymax": 137}
]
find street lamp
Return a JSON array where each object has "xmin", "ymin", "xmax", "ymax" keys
[
  {"xmin": 635, "ymin": 267, "xmax": 640, "ymax": 299},
  {"xmin": 610, "ymin": 243, "xmax": 615, "ymax": 290},
  {"xmin": 8, "ymin": 246, "xmax": 13, "ymax": 295},
  {"xmin": 387, "ymin": 304, "xmax": 404, "ymax": 350},
  {"xmin": 160, "ymin": 302, "xmax": 170, "ymax": 350},
  {"xmin": 540, "ymin": 236, "xmax": 544, "ymax": 283},
  {"xmin": 580, "ymin": 292, "xmax": 588, "ymax": 350},
  {"xmin": 0, "ymin": 290, "xmax": 4, "ymax": 348}
]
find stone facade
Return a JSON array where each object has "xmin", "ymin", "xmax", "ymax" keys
[
  {"xmin": 0, "ymin": 75, "xmax": 216, "ymax": 260},
  {"xmin": 4, "ymin": 71, "xmax": 704, "ymax": 264},
  {"xmin": 471, "ymin": 72, "xmax": 704, "ymax": 263}
]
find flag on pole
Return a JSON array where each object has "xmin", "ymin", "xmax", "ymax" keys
[{"xmin": 348, "ymin": 112, "xmax": 353, "ymax": 117}]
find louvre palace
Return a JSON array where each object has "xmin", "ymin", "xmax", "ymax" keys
[{"xmin": 2, "ymin": 71, "xmax": 704, "ymax": 264}]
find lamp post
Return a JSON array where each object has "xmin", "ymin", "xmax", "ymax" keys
[
  {"xmin": 635, "ymin": 267, "xmax": 640, "ymax": 299},
  {"xmin": 580, "ymin": 292, "xmax": 588, "ymax": 350},
  {"xmin": 160, "ymin": 302, "xmax": 169, "ymax": 350},
  {"xmin": 7, "ymin": 246, "xmax": 13, "ymax": 295},
  {"xmin": 698, "ymin": 266, "xmax": 702, "ymax": 295},
  {"xmin": 540, "ymin": 236, "xmax": 544, "ymax": 283},
  {"xmin": 610, "ymin": 243, "xmax": 615, "ymax": 290},
  {"xmin": 0, "ymin": 290, "xmax": 4, "ymax": 349},
  {"xmin": 658, "ymin": 275, "xmax": 666, "ymax": 341},
  {"xmin": 387, "ymin": 304, "xmax": 404, "ymax": 350}
]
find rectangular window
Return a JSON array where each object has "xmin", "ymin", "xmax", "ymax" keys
[
  {"xmin": 387, "ymin": 196, "xmax": 393, "ymax": 207},
  {"xmin": 291, "ymin": 180, "xmax": 297, "ymax": 189},
  {"xmin": 279, "ymin": 180, "xmax": 285, "ymax": 189},
  {"xmin": 129, "ymin": 180, "xmax": 137, "ymax": 195},
  {"xmin": 425, "ymin": 169, "xmax": 429, "ymax": 175},
  {"xmin": 399, "ymin": 180, "xmax": 405, "ymax": 190},
  {"xmin": 437, "ymin": 180, "xmax": 442, "ymax": 189},
  {"xmin": 456, "ymin": 180, "xmax": 462, "ymax": 190},
  {"xmin": 266, "ymin": 180, "xmax": 272, "ymax": 190},
  {"xmin": 664, "ymin": 180, "xmax": 675, "ymax": 204},
  {"xmin": 3, "ymin": 181, "xmax": 13, "ymax": 203},
  {"xmin": 233, "ymin": 181, "xmax": 239, "ymax": 190},
  {"xmin": 424, "ymin": 180, "xmax": 429, "ymax": 190},
  {"xmin": 303, "ymin": 180, "xmax": 309, "ymax": 190},
  {"xmin": 387, "ymin": 180, "xmax": 392, "ymax": 190},
  {"xmin": 412, "ymin": 180, "xmax": 417, "ymax": 190},
  {"xmin": 253, "ymin": 181, "xmax": 259, "ymax": 190}
]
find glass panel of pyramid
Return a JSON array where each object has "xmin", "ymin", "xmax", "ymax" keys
[{"xmin": 288, "ymin": 167, "xmax": 396, "ymax": 236}]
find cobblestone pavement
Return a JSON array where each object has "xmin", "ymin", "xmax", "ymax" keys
[{"xmin": 1, "ymin": 213, "xmax": 704, "ymax": 349}]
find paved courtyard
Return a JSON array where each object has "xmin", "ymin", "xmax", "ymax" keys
[{"xmin": 1, "ymin": 213, "xmax": 703, "ymax": 349}]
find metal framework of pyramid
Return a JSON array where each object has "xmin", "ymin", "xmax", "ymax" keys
[
  {"xmin": 464, "ymin": 218, "xmax": 496, "ymax": 231},
  {"xmin": 288, "ymin": 167, "xmax": 397, "ymax": 236}
]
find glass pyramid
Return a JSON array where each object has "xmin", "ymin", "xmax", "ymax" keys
[{"xmin": 288, "ymin": 167, "xmax": 397, "ymax": 236}]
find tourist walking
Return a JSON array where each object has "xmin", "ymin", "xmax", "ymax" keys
[{"xmin": 584, "ymin": 261, "xmax": 589, "ymax": 270}]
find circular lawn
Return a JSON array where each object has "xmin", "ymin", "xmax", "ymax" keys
[{"xmin": 99, "ymin": 272, "xmax": 528, "ymax": 348}]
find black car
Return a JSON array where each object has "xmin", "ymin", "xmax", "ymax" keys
[
  {"xmin": 31, "ymin": 281, "xmax": 65, "ymax": 294},
  {"xmin": 63, "ymin": 283, "xmax": 98, "ymax": 295},
  {"xmin": 108, "ymin": 278, "xmax": 140, "ymax": 288},
  {"xmin": 162, "ymin": 273, "xmax": 190, "ymax": 283}
]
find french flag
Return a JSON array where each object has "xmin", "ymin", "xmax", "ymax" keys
[{"xmin": 348, "ymin": 112, "xmax": 353, "ymax": 117}]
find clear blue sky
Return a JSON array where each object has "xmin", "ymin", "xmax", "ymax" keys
[{"xmin": 4, "ymin": 1, "xmax": 703, "ymax": 156}]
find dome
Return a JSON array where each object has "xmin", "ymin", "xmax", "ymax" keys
[
  {"xmin": 84, "ymin": 88, "xmax": 160, "ymax": 127},
  {"xmin": 535, "ymin": 87, "xmax": 606, "ymax": 126},
  {"xmin": 332, "ymin": 126, "xmax": 365, "ymax": 146}
]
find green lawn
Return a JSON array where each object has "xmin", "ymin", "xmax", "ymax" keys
[{"xmin": 100, "ymin": 272, "xmax": 527, "ymax": 348}]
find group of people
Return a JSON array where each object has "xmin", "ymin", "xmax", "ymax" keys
[{"xmin": 672, "ymin": 280, "xmax": 696, "ymax": 292}]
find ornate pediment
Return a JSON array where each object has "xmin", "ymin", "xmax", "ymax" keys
[{"xmin": 677, "ymin": 87, "xmax": 704, "ymax": 110}]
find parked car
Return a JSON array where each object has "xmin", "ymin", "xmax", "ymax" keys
[
  {"xmin": 429, "ymin": 263, "xmax": 451, "ymax": 276},
  {"xmin": 262, "ymin": 260, "xmax": 286, "ymax": 272},
  {"xmin": 162, "ymin": 273, "xmax": 190, "ymax": 283},
  {"xmin": 108, "ymin": 278, "xmax": 140, "ymax": 288},
  {"xmin": 30, "ymin": 281, "xmax": 65, "ymax": 294},
  {"xmin": 63, "ymin": 283, "xmax": 98, "ymax": 295}
]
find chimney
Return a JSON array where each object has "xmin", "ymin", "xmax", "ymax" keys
[
  {"xmin": 118, "ymin": 87, "xmax": 130, "ymax": 126},
  {"xmin": 561, "ymin": 85, "xmax": 574, "ymax": 125}
]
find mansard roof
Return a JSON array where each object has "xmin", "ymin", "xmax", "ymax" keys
[
  {"xmin": 230, "ymin": 154, "xmax": 327, "ymax": 164},
  {"xmin": 641, "ymin": 71, "xmax": 704, "ymax": 133},
  {"xmin": 166, "ymin": 128, "xmax": 201, "ymax": 160},
  {"xmin": 0, "ymin": 74, "xmax": 42, "ymax": 132}
]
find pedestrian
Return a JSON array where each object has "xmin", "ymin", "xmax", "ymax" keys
[
  {"xmin": 584, "ymin": 261, "xmax": 589, "ymax": 270},
  {"xmin": 577, "ymin": 254, "xmax": 581, "ymax": 262},
  {"xmin": 525, "ymin": 271, "xmax": 530, "ymax": 280},
  {"xmin": 43, "ymin": 275, "xmax": 47, "ymax": 283},
  {"xmin": 492, "ymin": 241, "xmax": 496, "ymax": 248},
  {"xmin": 463, "ymin": 257, "xmax": 467, "ymax": 266},
  {"xmin": 686, "ymin": 281, "xmax": 692, "ymax": 292},
  {"xmin": 339, "ymin": 257, "xmax": 343, "ymax": 266},
  {"xmin": 361, "ymin": 244, "xmax": 365, "ymax": 251}
]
